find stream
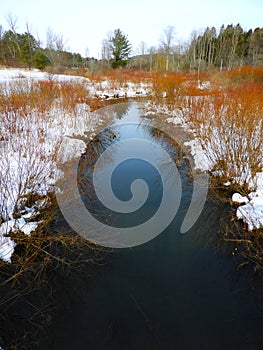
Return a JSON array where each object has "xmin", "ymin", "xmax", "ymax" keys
[{"xmin": 44, "ymin": 102, "xmax": 263, "ymax": 350}]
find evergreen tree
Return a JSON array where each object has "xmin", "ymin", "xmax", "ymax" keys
[
  {"xmin": 109, "ymin": 29, "xmax": 132, "ymax": 68},
  {"xmin": 33, "ymin": 49, "xmax": 50, "ymax": 69},
  {"xmin": 249, "ymin": 27, "xmax": 263, "ymax": 65},
  {"xmin": 19, "ymin": 32, "xmax": 39, "ymax": 67},
  {"xmin": 2, "ymin": 30, "xmax": 20, "ymax": 63}
]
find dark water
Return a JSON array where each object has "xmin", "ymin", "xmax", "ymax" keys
[{"xmin": 46, "ymin": 102, "xmax": 263, "ymax": 350}]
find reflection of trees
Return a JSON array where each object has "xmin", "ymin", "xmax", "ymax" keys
[
  {"xmin": 94, "ymin": 101, "xmax": 131, "ymax": 122},
  {"xmin": 77, "ymin": 128, "xmax": 119, "ymax": 223},
  {"xmin": 79, "ymin": 128, "xmax": 118, "ymax": 170},
  {"xmin": 114, "ymin": 102, "xmax": 131, "ymax": 119},
  {"xmin": 139, "ymin": 120, "xmax": 186, "ymax": 184}
]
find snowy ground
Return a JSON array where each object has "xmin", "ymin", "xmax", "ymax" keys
[
  {"xmin": 0, "ymin": 104, "xmax": 99, "ymax": 262},
  {"xmin": 0, "ymin": 68, "xmax": 151, "ymax": 262},
  {"xmin": 143, "ymin": 101, "xmax": 263, "ymax": 232},
  {"xmin": 1, "ymin": 68, "xmax": 262, "ymax": 262},
  {"xmin": 0, "ymin": 67, "xmax": 151, "ymax": 98},
  {"xmin": 233, "ymin": 173, "xmax": 263, "ymax": 230}
]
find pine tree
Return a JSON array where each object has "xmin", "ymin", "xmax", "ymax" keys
[
  {"xmin": 19, "ymin": 32, "xmax": 39, "ymax": 67},
  {"xmin": 33, "ymin": 49, "xmax": 50, "ymax": 69},
  {"xmin": 109, "ymin": 29, "xmax": 132, "ymax": 68}
]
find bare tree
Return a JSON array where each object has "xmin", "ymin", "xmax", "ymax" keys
[
  {"xmin": 101, "ymin": 38, "xmax": 111, "ymax": 61},
  {"xmin": 6, "ymin": 13, "xmax": 18, "ymax": 34},
  {"xmin": 148, "ymin": 46, "xmax": 156, "ymax": 72},
  {"xmin": 6, "ymin": 13, "xmax": 21, "ymax": 54},
  {"xmin": 46, "ymin": 26, "xmax": 56, "ymax": 64},
  {"xmin": 0, "ymin": 25, "xmax": 4, "ymax": 39},
  {"xmin": 46, "ymin": 27, "xmax": 67, "ymax": 66},
  {"xmin": 46, "ymin": 27, "xmax": 56, "ymax": 51},
  {"xmin": 138, "ymin": 41, "xmax": 147, "ymax": 55},
  {"xmin": 0, "ymin": 25, "xmax": 4, "ymax": 60},
  {"xmin": 226, "ymin": 24, "xmax": 243, "ymax": 70},
  {"xmin": 188, "ymin": 30, "xmax": 198, "ymax": 69},
  {"xmin": 137, "ymin": 41, "xmax": 147, "ymax": 70},
  {"xmin": 160, "ymin": 26, "xmax": 176, "ymax": 71},
  {"xmin": 249, "ymin": 27, "xmax": 263, "ymax": 65},
  {"xmin": 55, "ymin": 34, "xmax": 66, "ymax": 52},
  {"xmin": 174, "ymin": 42, "xmax": 185, "ymax": 72}
]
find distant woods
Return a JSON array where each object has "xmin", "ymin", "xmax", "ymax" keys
[
  {"xmin": 187, "ymin": 24, "xmax": 263, "ymax": 71},
  {"xmin": 0, "ymin": 25, "xmax": 84, "ymax": 70},
  {"xmin": 0, "ymin": 20, "xmax": 262, "ymax": 72},
  {"xmin": 130, "ymin": 24, "xmax": 263, "ymax": 72}
]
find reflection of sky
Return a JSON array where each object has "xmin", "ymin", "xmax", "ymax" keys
[{"xmin": 0, "ymin": 0, "xmax": 262, "ymax": 57}]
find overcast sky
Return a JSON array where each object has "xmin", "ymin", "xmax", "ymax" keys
[{"xmin": 0, "ymin": 0, "xmax": 262, "ymax": 58}]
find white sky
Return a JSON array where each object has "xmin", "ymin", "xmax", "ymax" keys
[{"xmin": 0, "ymin": 0, "xmax": 262, "ymax": 58}]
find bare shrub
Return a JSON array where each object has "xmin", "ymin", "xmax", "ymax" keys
[{"xmin": 187, "ymin": 83, "xmax": 263, "ymax": 190}]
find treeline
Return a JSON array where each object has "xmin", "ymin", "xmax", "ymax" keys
[
  {"xmin": 130, "ymin": 24, "xmax": 263, "ymax": 72},
  {"xmin": 0, "ymin": 26, "xmax": 89, "ymax": 70},
  {"xmin": 0, "ymin": 22, "xmax": 262, "ymax": 72},
  {"xmin": 188, "ymin": 24, "xmax": 263, "ymax": 70}
]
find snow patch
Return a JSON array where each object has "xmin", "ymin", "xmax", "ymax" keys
[
  {"xmin": 232, "ymin": 193, "xmax": 249, "ymax": 204},
  {"xmin": 184, "ymin": 139, "xmax": 210, "ymax": 171},
  {"xmin": 0, "ymin": 236, "xmax": 16, "ymax": 263},
  {"xmin": 235, "ymin": 173, "xmax": 263, "ymax": 230}
]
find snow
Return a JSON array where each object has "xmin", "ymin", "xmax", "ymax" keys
[
  {"xmin": 0, "ymin": 236, "xmax": 16, "ymax": 263},
  {"xmin": 184, "ymin": 138, "xmax": 211, "ymax": 171},
  {"xmin": 0, "ymin": 205, "xmax": 40, "ymax": 262},
  {"xmin": 58, "ymin": 137, "xmax": 87, "ymax": 164},
  {"xmin": 0, "ymin": 218, "xmax": 38, "ymax": 237},
  {"xmin": 0, "ymin": 217, "xmax": 38, "ymax": 263},
  {"xmin": 235, "ymin": 173, "xmax": 263, "ymax": 230},
  {"xmin": 0, "ymin": 68, "xmax": 47, "ymax": 82},
  {"xmin": 0, "ymin": 68, "xmax": 150, "ymax": 99},
  {"xmin": 0, "ymin": 67, "xmax": 87, "ymax": 84},
  {"xmin": 92, "ymin": 81, "xmax": 150, "ymax": 99},
  {"xmin": 0, "ymin": 69, "xmax": 96, "ymax": 261},
  {"xmin": 232, "ymin": 193, "xmax": 249, "ymax": 204},
  {"xmin": 0, "ymin": 101, "xmax": 95, "ymax": 262},
  {"xmin": 1, "ymin": 67, "xmax": 262, "ymax": 261},
  {"xmin": 0, "ymin": 67, "xmax": 152, "ymax": 262},
  {"xmin": 197, "ymin": 80, "xmax": 211, "ymax": 90},
  {"xmin": 143, "ymin": 100, "xmax": 263, "ymax": 231},
  {"xmin": 166, "ymin": 116, "xmax": 184, "ymax": 125}
]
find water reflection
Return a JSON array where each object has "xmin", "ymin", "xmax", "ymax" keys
[
  {"xmin": 50, "ymin": 102, "xmax": 263, "ymax": 350},
  {"xmin": 115, "ymin": 102, "xmax": 131, "ymax": 119}
]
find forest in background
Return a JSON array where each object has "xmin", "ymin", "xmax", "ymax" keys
[{"xmin": 0, "ymin": 20, "xmax": 262, "ymax": 73}]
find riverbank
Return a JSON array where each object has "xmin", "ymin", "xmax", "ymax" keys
[
  {"xmin": 1, "ymin": 66, "xmax": 262, "ymax": 261},
  {"xmin": 0, "ymin": 93, "xmax": 262, "ymax": 349},
  {"xmin": 1, "ymin": 67, "xmax": 262, "ymax": 264},
  {"xmin": 142, "ymin": 98, "xmax": 263, "ymax": 271},
  {"xmin": 0, "ymin": 67, "xmax": 151, "ymax": 262}
]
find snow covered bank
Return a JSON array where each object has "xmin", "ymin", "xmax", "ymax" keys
[
  {"xmin": 0, "ymin": 70, "xmax": 95, "ymax": 261},
  {"xmin": 143, "ymin": 100, "xmax": 263, "ymax": 231},
  {"xmin": 0, "ymin": 68, "xmax": 151, "ymax": 98},
  {"xmin": 232, "ymin": 173, "xmax": 263, "ymax": 231},
  {"xmin": 0, "ymin": 103, "xmax": 103, "ymax": 261},
  {"xmin": 144, "ymin": 102, "xmax": 212, "ymax": 172},
  {"xmin": 94, "ymin": 81, "xmax": 150, "ymax": 99},
  {"xmin": 0, "ymin": 68, "xmax": 152, "ymax": 262}
]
